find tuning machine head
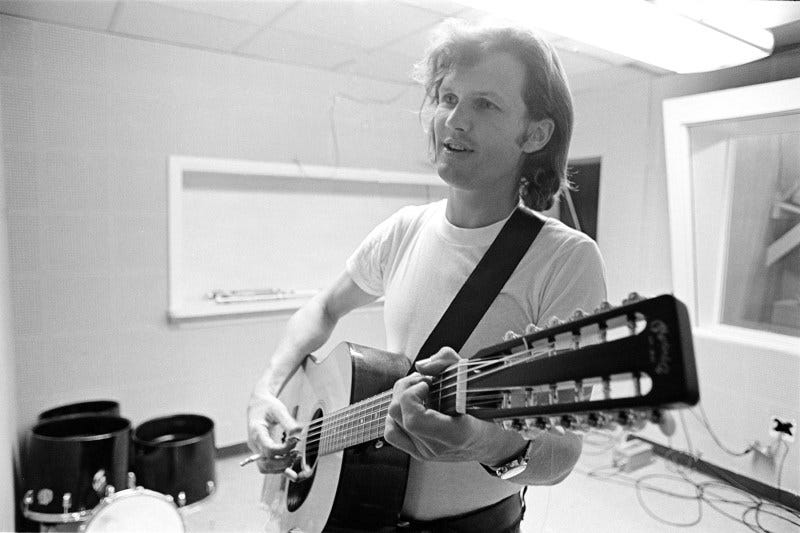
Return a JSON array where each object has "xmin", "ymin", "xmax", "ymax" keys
[
  {"xmin": 569, "ymin": 309, "xmax": 588, "ymax": 322},
  {"xmin": 587, "ymin": 412, "xmax": 616, "ymax": 431},
  {"xmin": 617, "ymin": 410, "xmax": 648, "ymax": 431},
  {"xmin": 593, "ymin": 301, "xmax": 613, "ymax": 314},
  {"xmin": 524, "ymin": 323, "xmax": 541, "ymax": 335},
  {"xmin": 622, "ymin": 292, "xmax": 645, "ymax": 306}
]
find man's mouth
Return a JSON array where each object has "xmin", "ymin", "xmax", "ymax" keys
[{"xmin": 443, "ymin": 139, "xmax": 473, "ymax": 153}]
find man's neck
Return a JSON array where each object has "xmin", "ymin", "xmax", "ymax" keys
[{"xmin": 445, "ymin": 189, "xmax": 519, "ymax": 229}]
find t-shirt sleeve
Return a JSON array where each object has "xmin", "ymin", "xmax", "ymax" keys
[
  {"xmin": 345, "ymin": 209, "xmax": 406, "ymax": 297},
  {"xmin": 536, "ymin": 238, "xmax": 608, "ymax": 326}
]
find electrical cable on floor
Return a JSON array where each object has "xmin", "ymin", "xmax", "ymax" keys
[
  {"xmin": 691, "ymin": 403, "xmax": 753, "ymax": 457},
  {"xmin": 579, "ymin": 459, "xmax": 800, "ymax": 531},
  {"xmin": 574, "ymin": 421, "xmax": 799, "ymax": 532}
]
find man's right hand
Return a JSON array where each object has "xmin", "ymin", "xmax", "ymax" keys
[{"xmin": 246, "ymin": 393, "xmax": 304, "ymax": 478}]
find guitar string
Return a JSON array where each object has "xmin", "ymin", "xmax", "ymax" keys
[
  {"xmin": 300, "ymin": 342, "xmax": 562, "ymax": 442},
  {"xmin": 304, "ymin": 387, "xmax": 598, "ymax": 453},
  {"xmin": 300, "ymin": 347, "xmax": 559, "ymax": 448},
  {"xmin": 297, "ymin": 321, "xmax": 647, "ymax": 453},
  {"xmin": 297, "ymin": 329, "xmax": 582, "ymax": 438},
  {"xmin": 299, "ymin": 349, "xmax": 540, "ymax": 439},
  {"xmin": 299, "ymin": 339, "xmax": 605, "ymax": 449},
  {"xmin": 298, "ymin": 357, "xmax": 529, "ymax": 448},
  {"xmin": 297, "ymin": 354, "xmax": 512, "ymax": 436},
  {"xmin": 298, "ymin": 326, "xmax": 601, "ymax": 441},
  {"xmin": 299, "ymin": 327, "xmax": 634, "ymax": 450}
]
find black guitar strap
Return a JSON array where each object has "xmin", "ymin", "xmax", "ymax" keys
[{"xmin": 410, "ymin": 206, "xmax": 545, "ymax": 372}]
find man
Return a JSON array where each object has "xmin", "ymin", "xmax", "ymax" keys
[{"xmin": 248, "ymin": 18, "xmax": 607, "ymax": 532}]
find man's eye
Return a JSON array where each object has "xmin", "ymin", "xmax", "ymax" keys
[
  {"xmin": 478, "ymin": 99, "xmax": 497, "ymax": 110},
  {"xmin": 440, "ymin": 93, "xmax": 457, "ymax": 105}
]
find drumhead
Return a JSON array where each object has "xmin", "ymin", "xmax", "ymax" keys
[{"xmin": 83, "ymin": 488, "xmax": 184, "ymax": 533}]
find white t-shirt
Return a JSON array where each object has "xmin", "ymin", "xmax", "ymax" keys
[{"xmin": 346, "ymin": 199, "xmax": 607, "ymax": 519}]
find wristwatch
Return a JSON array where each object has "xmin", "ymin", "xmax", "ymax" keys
[{"xmin": 481, "ymin": 441, "xmax": 531, "ymax": 480}]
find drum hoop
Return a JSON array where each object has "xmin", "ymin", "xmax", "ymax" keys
[
  {"xmin": 84, "ymin": 488, "xmax": 185, "ymax": 528},
  {"xmin": 22, "ymin": 508, "xmax": 91, "ymax": 524}
]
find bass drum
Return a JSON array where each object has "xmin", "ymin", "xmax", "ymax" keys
[
  {"xmin": 81, "ymin": 488, "xmax": 184, "ymax": 533},
  {"xmin": 22, "ymin": 415, "xmax": 131, "ymax": 524}
]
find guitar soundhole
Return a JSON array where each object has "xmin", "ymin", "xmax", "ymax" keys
[{"xmin": 286, "ymin": 408, "xmax": 322, "ymax": 512}]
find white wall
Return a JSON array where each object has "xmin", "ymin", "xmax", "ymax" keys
[
  {"xmin": 0, "ymin": 81, "xmax": 19, "ymax": 533},
  {"xmin": 0, "ymin": 14, "xmax": 429, "ymax": 450},
  {"xmin": 570, "ymin": 53, "xmax": 800, "ymax": 499}
]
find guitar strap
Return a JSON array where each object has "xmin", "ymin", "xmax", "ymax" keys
[{"xmin": 410, "ymin": 206, "xmax": 545, "ymax": 372}]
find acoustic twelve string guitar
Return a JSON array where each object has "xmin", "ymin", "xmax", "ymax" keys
[{"xmin": 260, "ymin": 293, "xmax": 700, "ymax": 532}]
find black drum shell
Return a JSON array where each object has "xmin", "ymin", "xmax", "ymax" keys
[
  {"xmin": 132, "ymin": 414, "xmax": 216, "ymax": 506},
  {"xmin": 24, "ymin": 415, "xmax": 131, "ymax": 519},
  {"xmin": 38, "ymin": 400, "xmax": 120, "ymax": 422}
]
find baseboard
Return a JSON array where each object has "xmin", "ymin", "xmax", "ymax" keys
[
  {"xmin": 216, "ymin": 441, "xmax": 251, "ymax": 459},
  {"xmin": 629, "ymin": 435, "xmax": 799, "ymax": 512}
]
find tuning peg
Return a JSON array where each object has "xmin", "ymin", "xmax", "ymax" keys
[
  {"xmin": 560, "ymin": 414, "xmax": 589, "ymax": 432},
  {"xmin": 617, "ymin": 410, "xmax": 647, "ymax": 431},
  {"xmin": 570, "ymin": 309, "xmax": 588, "ymax": 322},
  {"xmin": 503, "ymin": 330, "xmax": 520, "ymax": 341},
  {"xmin": 546, "ymin": 316, "xmax": 565, "ymax": 328},
  {"xmin": 524, "ymin": 323, "xmax": 541, "ymax": 335},
  {"xmin": 502, "ymin": 418, "xmax": 524, "ymax": 431},
  {"xmin": 622, "ymin": 292, "xmax": 645, "ymax": 305},
  {"xmin": 593, "ymin": 301, "xmax": 613, "ymax": 314},
  {"xmin": 650, "ymin": 409, "xmax": 676, "ymax": 437},
  {"xmin": 587, "ymin": 412, "xmax": 615, "ymax": 430}
]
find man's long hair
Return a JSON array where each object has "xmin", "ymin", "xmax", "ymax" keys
[{"xmin": 413, "ymin": 19, "xmax": 574, "ymax": 211}]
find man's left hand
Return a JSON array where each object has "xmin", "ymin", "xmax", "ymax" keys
[{"xmin": 384, "ymin": 347, "xmax": 526, "ymax": 464}]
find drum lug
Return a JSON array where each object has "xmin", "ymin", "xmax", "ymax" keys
[
  {"xmin": 127, "ymin": 472, "xmax": 137, "ymax": 489},
  {"xmin": 63, "ymin": 492, "xmax": 72, "ymax": 514},
  {"xmin": 92, "ymin": 469, "xmax": 107, "ymax": 496},
  {"xmin": 177, "ymin": 491, "xmax": 186, "ymax": 507},
  {"xmin": 22, "ymin": 490, "xmax": 33, "ymax": 513},
  {"xmin": 105, "ymin": 485, "xmax": 115, "ymax": 497},
  {"xmin": 206, "ymin": 480, "xmax": 215, "ymax": 495}
]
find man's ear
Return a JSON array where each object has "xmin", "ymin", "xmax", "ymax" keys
[{"xmin": 521, "ymin": 118, "xmax": 555, "ymax": 154}]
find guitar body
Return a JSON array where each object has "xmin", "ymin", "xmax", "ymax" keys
[{"xmin": 261, "ymin": 342, "xmax": 411, "ymax": 533}]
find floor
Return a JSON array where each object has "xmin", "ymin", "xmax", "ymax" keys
[
  {"xmin": 46, "ymin": 436, "xmax": 797, "ymax": 533},
  {"xmin": 176, "ymin": 436, "xmax": 798, "ymax": 533}
]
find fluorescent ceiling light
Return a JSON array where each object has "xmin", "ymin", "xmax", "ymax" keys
[{"xmin": 458, "ymin": 0, "xmax": 774, "ymax": 73}]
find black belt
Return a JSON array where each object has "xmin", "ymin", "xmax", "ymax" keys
[{"xmin": 397, "ymin": 493, "xmax": 524, "ymax": 533}]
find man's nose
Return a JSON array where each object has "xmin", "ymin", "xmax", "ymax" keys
[{"xmin": 444, "ymin": 103, "xmax": 471, "ymax": 132}]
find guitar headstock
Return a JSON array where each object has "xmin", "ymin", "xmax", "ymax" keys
[{"xmin": 433, "ymin": 293, "xmax": 698, "ymax": 437}]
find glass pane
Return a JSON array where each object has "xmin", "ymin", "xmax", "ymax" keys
[{"xmin": 691, "ymin": 114, "xmax": 800, "ymax": 338}]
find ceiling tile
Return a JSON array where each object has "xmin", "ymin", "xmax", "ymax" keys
[
  {"xmin": 384, "ymin": 26, "xmax": 437, "ymax": 60},
  {"xmin": 272, "ymin": 0, "xmax": 442, "ymax": 50},
  {"xmin": 555, "ymin": 48, "xmax": 616, "ymax": 76},
  {"xmin": 114, "ymin": 1, "xmax": 260, "ymax": 51},
  {"xmin": 568, "ymin": 65, "xmax": 653, "ymax": 94},
  {"xmin": 0, "ymin": 0, "xmax": 117, "ymax": 31},
  {"xmin": 154, "ymin": 0, "xmax": 296, "ymax": 25},
  {"xmin": 337, "ymin": 49, "xmax": 418, "ymax": 84},
  {"xmin": 554, "ymin": 37, "xmax": 633, "ymax": 67},
  {"xmin": 240, "ymin": 26, "xmax": 362, "ymax": 69},
  {"xmin": 396, "ymin": 0, "xmax": 465, "ymax": 16}
]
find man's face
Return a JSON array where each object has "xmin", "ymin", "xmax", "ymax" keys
[{"xmin": 432, "ymin": 51, "xmax": 534, "ymax": 195}]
